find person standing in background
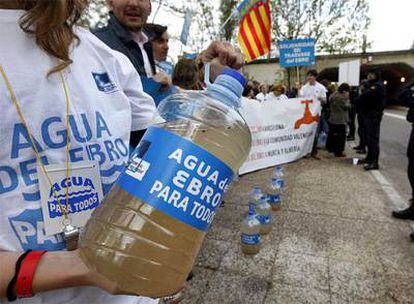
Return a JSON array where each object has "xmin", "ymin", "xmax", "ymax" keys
[
  {"xmin": 144, "ymin": 23, "xmax": 172, "ymax": 75},
  {"xmin": 256, "ymin": 83, "xmax": 270, "ymax": 102},
  {"xmin": 172, "ymin": 58, "xmax": 203, "ymax": 91},
  {"xmin": 269, "ymin": 84, "xmax": 288, "ymax": 101},
  {"xmin": 353, "ymin": 79, "xmax": 369, "ymax": 154},
  {"xmin": 288, "ymin": 81, "xmax": 301, "ymax": 98},
  {"xmin": 93, "ymin": 0, "xmax": 169, "ymax": 146},
  {"xmin": 347, "ymin": 86, "xmax": 359, "ymax": 141},
  {"xmin": 93, "ymin": 0, "xmax": 156, "ymax": 78},
  {"xmin": 358, "ymin": 71, "xmax": 385, "ymax": 170},
  {"xmin": 326, "ymin": 83, "xmax": 351, "ymax": 157},
  {"xmin": 299, "ymin": 69, "xmax": 328, "ymax": 158}
]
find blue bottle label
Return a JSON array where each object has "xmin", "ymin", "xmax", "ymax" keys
[
  {"xmin": 267, "ymin": 194, "xmax": 281, "ymax": 205},
  {"xmin": 241, "ymin": 233, "xmax": 261, "ymax": 245},
  {"xmin": 257, "ymin": 214, "xmax": 271, "ymax": 225},
  {"xmin": 117, "ymin": 126, "xmax": 234, "ymax": 232},
  {"xmin": 272, "ymin": 178, "xmax": 284, "ymax": 189}
]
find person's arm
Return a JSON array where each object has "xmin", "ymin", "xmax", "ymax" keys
[
  {"xmin": 318, "ymin": 87, "xmax": 327, "ymax": 106},
  {"xmin": 0, "ymin": 250, "xmax": 118, "ymax": 299},
  {"xmin": 298, "ymin": 87, "xmax": 305, "ymax": 98}
]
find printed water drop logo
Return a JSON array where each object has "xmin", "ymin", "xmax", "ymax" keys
[
  {"xmin": 92, "ymin": 72, "xmax": 118, "ymax": 93},
  {"xmin": 126, "ymin": 140, "xmax": 151, "ymax": 181},
  {"xmin": 47, "ymin": 176, "xmax": 100, "ymax": 218}
]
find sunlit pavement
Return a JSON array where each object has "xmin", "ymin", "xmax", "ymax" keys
[{"xmin": 182, "ymin": 146, "xmax": 414, "ymax": 303}]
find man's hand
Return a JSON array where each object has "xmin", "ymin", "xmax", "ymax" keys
[
  {"xmin": 198, "ymin": 41, "xmax": 245, "ymax": 83},
  {"xmin": 200, "ymin": 41, "xmax": 245, "ymax": 70}
]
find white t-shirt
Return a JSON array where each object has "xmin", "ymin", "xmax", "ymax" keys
[
  {"xmin": 0, "ymin": 9, "xmax": 158, "ymax": 304},
  {"xmin": 268, "ymin": 93, "xmax": 288, "ymax": 102},
  {"xmin": 255, "ymin": 92, "xmax": 269, "ymax": 102},
  {"xmin": 299, "ymin": 82, "xmax": 327, "ymax": 105}
]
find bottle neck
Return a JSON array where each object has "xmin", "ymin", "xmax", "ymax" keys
[{"xmin": 206, "ymin": 74, "xmax": 244, "ymax": 109}]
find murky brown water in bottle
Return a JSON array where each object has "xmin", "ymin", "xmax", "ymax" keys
[{"xmin": 79, "ymin": 120, "xmax": 251, "ymax": 297}]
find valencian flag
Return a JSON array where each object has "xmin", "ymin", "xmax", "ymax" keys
[{"xmin": 237, "ymin": 0, "xmax": 271, "ymax": 61}]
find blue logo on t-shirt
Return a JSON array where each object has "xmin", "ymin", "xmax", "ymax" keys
[{"xmin": 92, "ymin": 72, "xmax": 117, "ymax": 93}]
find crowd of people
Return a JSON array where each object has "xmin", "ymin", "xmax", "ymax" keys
[
  {"xmin": 241, "ymin": 69, "xmax": 386, "ymax": 165},
  {"xmin": 243, "ymin": 68, "xmax": 414, "ymax": 242}
]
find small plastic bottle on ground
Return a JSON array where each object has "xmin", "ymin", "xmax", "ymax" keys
[
  {"xmin": 256, "ymin": 196, "xmax": 272, "ymax": 235},
  {"xmin": 241, "ymin": 203, "xmax": 261, "ymax": 255},
  {"xmin": 273, "ymin": 165, "xmax": 285, "ymax": 179},
  {"xmin": 251, "ymin": 186, "xmax": 262, "ymax": 206},
  {"xmin": 267, "ymin": 177, "xmax": 283, "ymax": 211}
]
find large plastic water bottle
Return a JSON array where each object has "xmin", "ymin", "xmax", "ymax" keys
[
  {"xmin": 78, "ymin": 69, "xmax": 251, "ymax": 297},
  {"xmin": 241, "ymin": 203, "xmax": 261, "ymax": 255},
  {"xmin": 256, "ymin": 196, "xmax": 271, "ymax": 235}
]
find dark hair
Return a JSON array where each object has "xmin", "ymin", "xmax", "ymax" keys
[
  {"xmin": 307, "ymin": 69, "xmax": 318, "ymax": 77},
  {"xmin": 144, "ymin": 23, "xmax": 168, "ymax": 41},
  {"xmin": 338, "ymin": 83, "xmax": 351, "ymax": 93},
  {"xmin": 172, "ymin": 58, "xmax": 202, "ymax": 90}
]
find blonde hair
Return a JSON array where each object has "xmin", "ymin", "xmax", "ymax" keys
[{"xmin": 17, "ymin": 0, "xmax": 89, "ymax": 75}]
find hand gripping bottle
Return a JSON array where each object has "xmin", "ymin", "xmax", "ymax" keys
[
  {"xmin": 256, "ymin": 196, "xmax": 271, "ymax": 235},
  {"xmin": 78, "ymin": 69, "xmax": 252, "ymax": 297},
  {"xmin": 241, "ymin": 203, "xmax": 261, "ymax": 255}
]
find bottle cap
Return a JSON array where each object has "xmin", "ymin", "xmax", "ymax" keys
[
  {"xmin": 220, "ymin": 68, "xmax": 246, "ymax": 87},
  {"xmin": 207, "ymin": 68, "xmax": 246, "ymax": 108}
]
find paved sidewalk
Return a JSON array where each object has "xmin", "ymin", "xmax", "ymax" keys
[{"xmin": 182, "ymin": 149, "xmax": 414, "ymax": 304}]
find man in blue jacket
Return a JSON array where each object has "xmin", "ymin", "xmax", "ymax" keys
[{"xmin": 93, "ymin": 0, "xmax": 156, "ymax": 78}]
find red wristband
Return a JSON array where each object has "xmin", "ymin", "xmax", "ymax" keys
[{"xmin": 15, "ymin": 250, "xmax": 47, "ymax": 298}]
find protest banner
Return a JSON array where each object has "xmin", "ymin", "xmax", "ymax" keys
[{"xmin": 239, "ymin": 96, "xmax": 321, "ymax": 174}]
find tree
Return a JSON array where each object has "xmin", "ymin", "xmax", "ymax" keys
[
  {"xmin": 217, "ymin": 0, "xmax": 371, "ymax": 54},
  {"xmin": 272, "ymin": 0, "xmax": 371, "ymax": 54},
  {"xmin": 219, "ymin": 0, "xmax": 238, "ymax": 42},
  {"xmin": 81, "ymin": 0, "xmax": 217, "ymax": 53},
  {"xmin": 81, "ymin": 0, "xmax": 108, "ymax": 29}
]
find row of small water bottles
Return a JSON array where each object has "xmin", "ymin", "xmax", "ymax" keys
[{"xmin": 241, "ymin": 165, "xmax": 285, "ymax": 255}]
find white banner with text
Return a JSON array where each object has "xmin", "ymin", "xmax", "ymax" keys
[{"xmin": 239, "ymin": 97, "xmax": 321, "ymax": 174}]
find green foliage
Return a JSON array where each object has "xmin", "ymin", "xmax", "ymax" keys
[
  {"xmin": 219, "ymin": 0, "xmax": 238, "ymax": 41},
  {"xmin": 271, "ymin": 0, "xmax": 371, "ymax": 54},
  {"xmin": 81, "ymin": 0, "xmax": 108, "ymax": 29}
]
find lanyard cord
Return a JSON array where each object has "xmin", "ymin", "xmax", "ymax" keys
[{"xmin": 0, "ymin": 64, "xmax": 72, "ymax": 225}]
